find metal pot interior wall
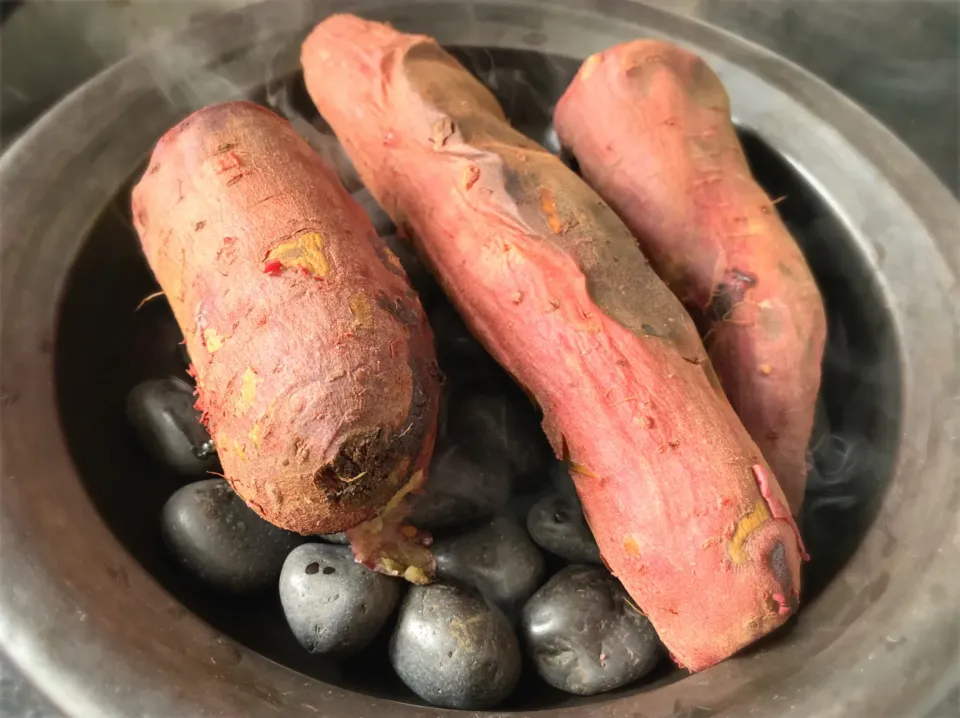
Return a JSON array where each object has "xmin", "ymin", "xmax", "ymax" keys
[{"xmin": 1, "ymin": 2, "xmax": 957, "ymax": 718}]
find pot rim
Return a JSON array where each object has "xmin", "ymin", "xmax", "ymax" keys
[{"xmin": 1, "ymin": 1, "xmax": 957, "ymax": 717}]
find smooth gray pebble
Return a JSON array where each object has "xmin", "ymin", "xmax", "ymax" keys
[
  {"xmin": 280, "ymin": 543, "xmax": 401, "ymax": 655},
  {"xmin": 434, "ymin": 517, "xmax": 545, "ymax": 616},
  {"xmin": 126, "ymin": 377, "xmax": 217, "ymax": 475},
  {"xmin": 390, "ymin": 582, "xmax": 521, "ymax": 709},
  {"xmin": 409, "ymin": 442, "xmax": 513, "ymax": 530},
  {"xmin": 521, "ymin": 565, "xmax": 661, "ymax": 695},
  {"xmin": 447, "ymin": 388, "xmax": 548, "ymax": 480},
  {"xmin": 527, "ymin": 492, "xmax": 602, "ymax": 565},
  {"xmin": 161, "ymin": 479, "xmax": 301, "ymax": 593}
]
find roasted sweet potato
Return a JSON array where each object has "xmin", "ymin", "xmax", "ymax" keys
[
  {"xmin": 554, "ymin": 41, "xmax": 827, "ymax": 513},
  {"xmin": 131, "ymin": 101, "xmax": 440, "ymax": 541},
  {"xmin": 302, "ymin": 15, "xmax": 807, "ymax": 671}
]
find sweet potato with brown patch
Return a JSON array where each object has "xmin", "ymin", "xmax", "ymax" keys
[
  {"xmin": 301, "ymin": 15, "xmax": 807, "ymax": 671},
  {"xmin": 131, "ymin": 102, "xmax": 440, "ymax": 550},
  {"xmin": 554, "ymin": 41, "xmax": 827, "ymax": 514}
]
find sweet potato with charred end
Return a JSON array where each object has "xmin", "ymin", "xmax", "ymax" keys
[
  {"xmin": 554, "ymin": 41, "xmax": 826, "ymax": 514},
  {"xmin": 302, "ymin": 15, "xmax": 807, "ymax": 671},
  {"xmin": 131, "ymin": 101, "xmax": 440, "ymax": 540}
]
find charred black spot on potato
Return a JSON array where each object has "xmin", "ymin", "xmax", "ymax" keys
[
  {"xmin": 766, "ymin": 541, "xmax": 796, "ymax": 609},
  {"xmin": 376, "ymin": 292, "xmax": 419, "ymax": 327},
  {"xmin": 314, "ymin": 429, "xmax": 395, "ymax": 500},
  {"xmin": 317, "ymin": 385, "xmax": 431, "ymax": 510},
  {"xmin": 706, "ymin": 268, "xmax": 758, "ymax": 323}
]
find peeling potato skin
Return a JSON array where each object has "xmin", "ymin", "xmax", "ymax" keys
[
  {"xmin": 554, "ymin": 42, "xmax": 827, "ymax": 514},
  {"xmin": 302, "ymin": 16, "xmax": 805, "ymax": 671},
  {"xmin": 131, "ymin": 101, "xmax": 440, "ymax": 535}
]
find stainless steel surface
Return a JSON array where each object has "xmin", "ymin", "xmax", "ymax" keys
[
  {"xmin": 698, "ymin": 0, "xmax": 959, "ymax": 196},
  {"xmin": 0, "ymin": 1, "xmax": 958, "ymax": 717},
  {"xmin": 0, "ymin": 653, "xmax": 60, "ymax": 718}
]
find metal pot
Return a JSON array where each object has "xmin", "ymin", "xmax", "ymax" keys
[{"xmin": 1, "ymin": 1, "xmax": 957, "ymax": 716}]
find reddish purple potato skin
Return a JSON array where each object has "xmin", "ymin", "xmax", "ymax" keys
[
  {"xmin": 131, "ymin": 101, "xmax": 440, "ymax": 536},
  {"xmin": 554, "ymin": 41, "xmax": 826, "ymax": 514}
]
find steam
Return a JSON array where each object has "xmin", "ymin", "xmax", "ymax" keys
[
  {"xmin": 74, "ymin": 1, "xmax": 316, "ymax": 127},
  {"xmin": 263, "ymin": 75, "xmax": 362, "ymax": 192},
  {"xmin": 798, "ymin": 290, "xmax": 890, "ymax": 597},
  {"xmin": 809, "ymin": 432, "xmax": 866, "ymax": 497},
  {"xmin": 71, "ymin": 3, "xmax": 365, "ymax": 195},
  {"xmin": 449, "ymin": 46, "xmax": 577, "ymax": 150},
  {"xmin": 806, "ymin": 297, "xmax": 887, "ymax": 508},
  {"xmin": 103, "ymin": 6, "xmax": 880, "ymax": 590},
  {"xmin": 256, "ymin": 39, "xmax": 881, "ymax": 575},
  {"xmin": 437, "ymin": 47, "xmax": 883, "ymax": 573}
]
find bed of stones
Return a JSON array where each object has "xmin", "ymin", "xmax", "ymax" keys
[
  {"xmin": 126, "ymin": 187, "xmax": 666, "ymax": 711},
  {"xmin": 122, "ymin": 78, "xmax": 862, "ymax": 708}
]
